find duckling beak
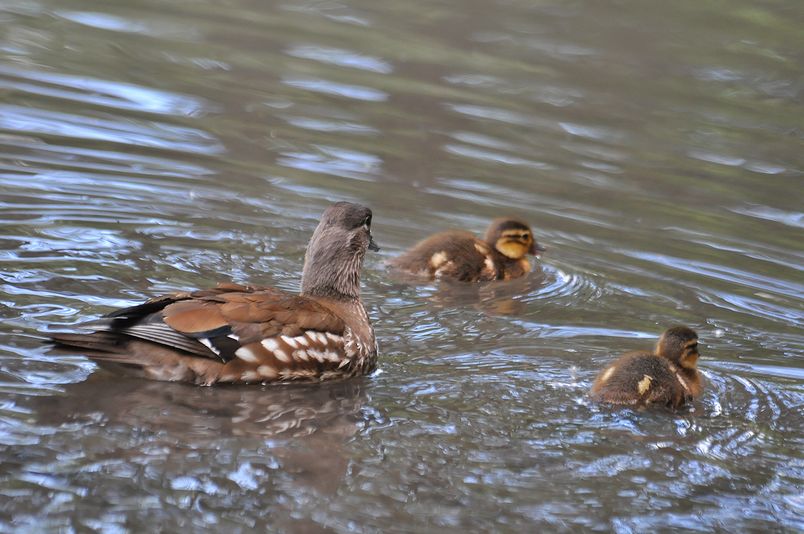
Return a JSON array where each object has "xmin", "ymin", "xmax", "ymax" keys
[
  {"xmin": 530, "ymin": 242, "xmax": 546, "ymax": 255},
  {"xmin": 368, "ymin": 234, "xmax": 380, "ymax": 252}
]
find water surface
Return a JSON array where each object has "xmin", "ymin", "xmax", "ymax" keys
[{"xmin": 1, "ymin": 0, "xmax": 802, "ymax": 531}]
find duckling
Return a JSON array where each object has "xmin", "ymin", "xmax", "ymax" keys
[
  {"xmin": 388, "ymin": 217, "xmax": 545, "ymax": 282},
  {"xmin": 590, "ymin": 326, "xmax": 703, "ymax": 409},
  {"xmin": 48, "ymin": 202, "xmax": 379, "ymax": 386}
]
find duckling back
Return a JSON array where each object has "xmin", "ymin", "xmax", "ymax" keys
[
  {"xmin": 591, "ymin": 352, "xmax": 693, "ymax": 409},
  {"xmin": 388, "ymin": 231, "xmax": 498, "ymax": 282}
]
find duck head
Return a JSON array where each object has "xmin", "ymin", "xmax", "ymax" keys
[
  {"xmin": 484, "ymin": 218, "xmax": 544, "ymax": 260},
  {"xmin": 656, "ymin": 326, "xmax": 700, "ymax": 370},
  {"xmin": 301, "ymin": 202, "xmax": 378, "ymax": 300}
]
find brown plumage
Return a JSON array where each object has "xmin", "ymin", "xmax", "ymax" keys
[
  {"xmin": 48, "ymin": 202, "xmax": 380, "ymax": 385},
  {"xmin": 590, "ymin": 326, "xmax": 704, "ymax": 410},
  {"xmin": 388, "ymin": 217, "xmax": 544, "ymax": 282}
]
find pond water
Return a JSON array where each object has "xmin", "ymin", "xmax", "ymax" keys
[{"xmin": 1, "ymin": 0, "xmax": 802, "ymax": 531}]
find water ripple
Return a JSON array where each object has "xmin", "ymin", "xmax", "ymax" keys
[
  {"xmin": 286, "ymin": 45, "xmax": 393, "ymax": 74},
  {"xmin": 701, "ymin": 292, "xmax": 803, "ymax": 326},
  {"xmin": 0, "ymin": 105, "xmax": 223, "ymax": 154},
  {"xmin": 524, "ymin": 264, "xmax": 603, "ymax": 304},
  {"xmin": 623, "ymin": 250, "xmax": 804, "ymax": 298},
  {"xmin": 282, "ymin": 78, "xmax": 388, "ymax": 102},
  {"xmin": 277, "ymin": 145, "xmax": 381, "ymax": 180},
  {"xmin": 284, "ymin": 116, "xmax": 378, "ymax": 134},
  {"xmin": 0, "ymin": 65, "xmax": 210, "ymax": 117},
  {"xmin": 733, "ymin": 205, "xmax": 804, "ymax": 229},
  {"xmin": 57, "ymin": 11, "xmax": 156, "ymax": 35},
  {"xmin": 444, "ymin": 143, "xmax": 552, "ymax": 169},
  {"xmin": 447, "ymin": 103, "xmax": 533, "ymax": 126}
]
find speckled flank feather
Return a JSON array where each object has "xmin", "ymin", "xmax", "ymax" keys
[{"xmin": 48, "ymin": 202, "xmax": 378, "ymax": 385}]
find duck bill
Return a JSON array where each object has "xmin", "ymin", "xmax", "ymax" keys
[
  {"xmin": 368, "ymin": 235, "xmax": 380, "ymax": 252},
  {"xmin": 530, "ymin": 242, "xmax": 546, "ymax": 255}
]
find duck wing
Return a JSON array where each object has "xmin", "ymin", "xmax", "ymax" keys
[{"xmin": 49, "ymin": 282, "xmax": 351, "ymax": 385}]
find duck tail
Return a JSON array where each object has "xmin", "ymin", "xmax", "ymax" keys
[{"xmin": 47, "ymin": 331, "xmax": 125, "ymax": 354}]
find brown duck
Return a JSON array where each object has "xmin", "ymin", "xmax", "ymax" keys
[
  {"xmin": 388, "ymin": 218, "xmax": 544, "ymax": 282},
  {"xmin": 48, "ymin": 202, "xmax": 379, "ymax": 385},
  {"xmin": 590, "ymin": 326, "xmax": 704, "ymax": 409}
]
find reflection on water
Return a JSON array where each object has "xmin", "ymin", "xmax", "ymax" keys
[
  {"xmin": 7, "ymin": 378, "xmax": 375, "ymax": 530},
  {"xmin": 0, "ymin": 0, "xmax": 802, "ymax": 530}
]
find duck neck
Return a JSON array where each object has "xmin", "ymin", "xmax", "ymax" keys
[
  {"xmin": 490, "ymin": 247, "xmax": 529, "ymax": 278},
  {"xmin": 300, "ymin": 240, "xmax": 364, "ymax": 302},
  {"xmin": 300, "ymin": 266, "xmax": 362, "ymax": 302},
  {"xmin": 678, "ymin": 365, "xmax": 699, "ymax": 380}
]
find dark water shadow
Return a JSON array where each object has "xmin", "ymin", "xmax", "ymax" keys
[
  {"xmin": 33, "ymin": 370, "xmax": 366, "ymax": 434},
  {"xmin": 21, "ymin": 374, "xmax": 376, "ymax": 499}
]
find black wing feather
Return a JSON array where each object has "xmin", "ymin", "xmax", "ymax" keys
[{"xmin": 122, "ymin": 323, "xmax": 219, "ymax": 360}]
